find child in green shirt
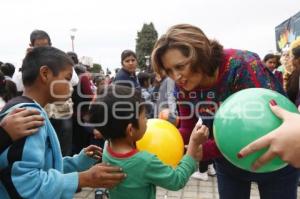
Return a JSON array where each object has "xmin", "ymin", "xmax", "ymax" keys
[{"xmin": 89, "ymin": 85, "xmax": 209, "ymax": 199}]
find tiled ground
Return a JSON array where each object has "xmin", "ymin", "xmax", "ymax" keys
[{"xmin": 74, "ymin": 175, "xmax": 300, "ymax": 199}]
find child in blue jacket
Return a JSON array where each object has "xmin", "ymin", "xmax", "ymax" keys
[{"xmin": 0, "ymin": 46, "xmax": 125, "ymax": 199}]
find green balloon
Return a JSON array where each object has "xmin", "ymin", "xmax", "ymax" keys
[{"xmin": 213, "ymin": 88, "xmax": 298, "ymax": 173}]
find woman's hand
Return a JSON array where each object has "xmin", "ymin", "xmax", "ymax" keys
[
  {"xmin": 78, "ymin": 163, "xmax": 125, "ymax": 189},
  {"xmin": 239, "ymin": 102, "xmax": 300, "ymax": 169},
  {"xmin": 1, "ymin": 108, "xmax": 44, "ymax": 141}
]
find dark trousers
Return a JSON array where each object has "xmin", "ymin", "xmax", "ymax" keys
[
  {"xmin": 50, "ymin": 118, "xmax": 73, "ymax": 157},
  {"xmin": 215, "ymin": 158, "xmax": 299, "ymax": 199},
  {"xmin": 72, "ymin": 116, "xmax": 91, "ymax": 155},
  {"xmin": 199, "ymin": 160, "xmax": 213, "ymax": 172}
]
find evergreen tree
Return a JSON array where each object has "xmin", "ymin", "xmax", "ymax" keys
[
  {"xmin": 90, "ymin": 63, "xmax": 102, "ymax": 74},
  {"xmin": 135, "ymin": 22, "xmax": 158, "ymax": 71}
]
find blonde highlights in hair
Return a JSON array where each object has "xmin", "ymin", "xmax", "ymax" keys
[{"xmin": 152, "ymin": 24, "xmax": 223, "ymax": 77}]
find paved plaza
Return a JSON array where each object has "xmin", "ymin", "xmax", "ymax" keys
[{"xmin": 74, "ymin": 175, "xmax": 300, "ymax": 199}]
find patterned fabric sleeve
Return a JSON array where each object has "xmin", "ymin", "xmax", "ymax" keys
[{"xmin": 231, "ymin": 51, "xmax": 285, "ymax": 94}]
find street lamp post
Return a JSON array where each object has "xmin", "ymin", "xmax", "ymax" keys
[
  {"xmin": 70, "ymin": 28, "xmax": 77, "ymax": 52},
  {"xmin": 145, "ymin": 55, "xmax": 150, "ymax": 72}
]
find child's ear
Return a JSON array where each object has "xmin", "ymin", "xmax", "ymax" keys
[
  {"xmin": 39, "ymin": 65, "xmax": 51, "ymax": 84},
  {"xmin": 126, "ymin": 123, "xmax": 134, "ymax": 137}
]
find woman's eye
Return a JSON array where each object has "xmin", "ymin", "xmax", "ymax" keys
[
  {"xmin": 165, "ymin": 69, "xmax": 172, "ymax": 75},
  {"xmin": 175, "ymin": 65, "xmax": 184, "ymax": 71}
]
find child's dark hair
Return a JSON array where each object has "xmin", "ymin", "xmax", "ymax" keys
[
  {"xmin": 74, "ymin": 63, "xmax": 87, "ymax": 75},
  {"xmin": 30, "ymin": 30, "xmax": 52, "ymax": 46},
  {"xmin": 89, "ymin": 85, "xmax": 145, "ymax": 140},
  {"xmin": 121, "ymin": 50, "xmax": 137, "ymax": 64},
  {"xmin": 292, "ymin": 46, "xmax": 300, "ymax": 58},
  {"xmin": 0, "ymin": 63, "xmax": 15, "ymax": 78},
  {"xmin": 0, "ymin": 71, "xmax": 17, "ymax": 102},
  {"xmin": 67, "ymin": 51, "xmax": 79, "ymax": 64},
  {"xmin": 263, "ymin": 53, "xmax": 276, "ymax": 62},
  {"xmin": 286, "ymin": 46, "xmax": 300, "ymax": 103},
  {"xmin": 21, "ymin": 46, "xmax": 73, "ymax": 86},
  {"xmin": 137, "ymin": 72, "xmax": 151, "ymax": 88}
]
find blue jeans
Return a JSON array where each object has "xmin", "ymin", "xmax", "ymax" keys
[{"xmin": 215, "ymin": 158, "xmax": 299, "ymax": 199}]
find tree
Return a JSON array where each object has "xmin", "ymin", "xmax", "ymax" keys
[
  {"xmin": 135, "ymin": 22, "xmax": 158, "ymax": 71},
  {"xmin": 90, "ymin": 63, "xmax": 102, "ymax": 74}
]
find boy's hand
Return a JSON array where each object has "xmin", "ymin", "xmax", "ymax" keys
[
  {"xmin": 78, "ymin": 163, "xmax": 126, "ymax": 188},
  {"xmin": 84, "ymin": 145, "xmax": 102, "ymax": 160},
  {"xmin": 93, "ymin": 129, "xmax": 103, "ymax": 140},
  {"xmin": 189, "ymin": 123, "xmax": 209, "ymax": 145},
  {"xmin": 186, "ymin": 123, "xmax": 209, "ymax": 161},
  {"xmin": 0, "ymin": 108, "xmax": 44, "ymax": 141}
]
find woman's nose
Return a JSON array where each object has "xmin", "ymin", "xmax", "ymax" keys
[{"xmin": 174, "ymin": 71, "xmax": 182, "ymax": 81}]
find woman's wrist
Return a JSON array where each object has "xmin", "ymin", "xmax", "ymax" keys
[{"xmin": 78, "ymin": 171, "xmax": 89, "ymax": 189}]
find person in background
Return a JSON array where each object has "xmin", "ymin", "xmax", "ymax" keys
[
  {"xmin": 153, "ymin": 72, "xmax": 178, "ymax": 126},
  {"xmin": 277, "ymin": 47, "xmax": 292, "ymax": 74},
  {"xmin": 0, "ymin": 63, "xmax": 15, "ymax": 81},
  {"xmin": 285, "ymin": 45, "xmax": 300, "ymax": 106},
  {"xmin": 13, "ymin": 30, "xmax": 52, "ymax": 92},
  {"xmin": 94, "ymin": 75, "xmax": 105, "ymax": 89},
  {"xmin": 0, "ymin": 71, "xmax": 17, "ymax": 109},
  {"xmin": 114, "ymin": 50, "xmax": 140, "ymax": 89},
  {"xmin": 138, "ymin": 72, "xmax": 153, "ymax": 118},
  {"xmin": 72, "ymin": 63, "xmax": 96, "ymax": 154},
  {"xmin": 263, "ymin": 53, "xmax": 283, "ymax": 85},
  {"xmin": 277, "ymin": 46, "xmax": 294, "ymax": 91}
]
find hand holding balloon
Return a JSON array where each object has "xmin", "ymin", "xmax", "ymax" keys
[
  {"xmin": 213, "ymin": 88, "xmax": 298, "ymax": 172},
  {"xmin": 239, "ymin": 102, "xmax": 300, "ymax": 169}
]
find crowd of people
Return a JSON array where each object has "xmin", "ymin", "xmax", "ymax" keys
[{"xmin": 0, "ymin": 24, "xmax": 300, "ymax": 199}]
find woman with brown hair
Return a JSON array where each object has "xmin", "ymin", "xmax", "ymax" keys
[
  {"xmin": 285, "ymin": 39, "xmax": 300, "ymax": 106},
  {"xmin": 151, "ymin": 24, "xmax": 298, "ymax": 199}
]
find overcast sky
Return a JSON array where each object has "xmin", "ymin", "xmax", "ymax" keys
[{"xmin": 1, "ymin": 0, "xmax": 299, "ymax": 72}]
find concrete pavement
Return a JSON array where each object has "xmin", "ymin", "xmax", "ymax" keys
[{"xmin": 74, "ymin": 175, "xmax": 300, "ymax": 199}]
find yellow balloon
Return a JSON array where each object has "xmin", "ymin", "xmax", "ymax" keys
[{"xmin": 136, "ymin": 119, "xmax": 184, "ymax": 167}]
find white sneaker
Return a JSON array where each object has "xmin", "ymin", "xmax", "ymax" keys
[
  {"xmin": 191, "ymin": 171, "xmax": 208, "ymax": 181},
  {"xmin": 207, "ymin": 164, "xmax": 216, "ymax": 176}
]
